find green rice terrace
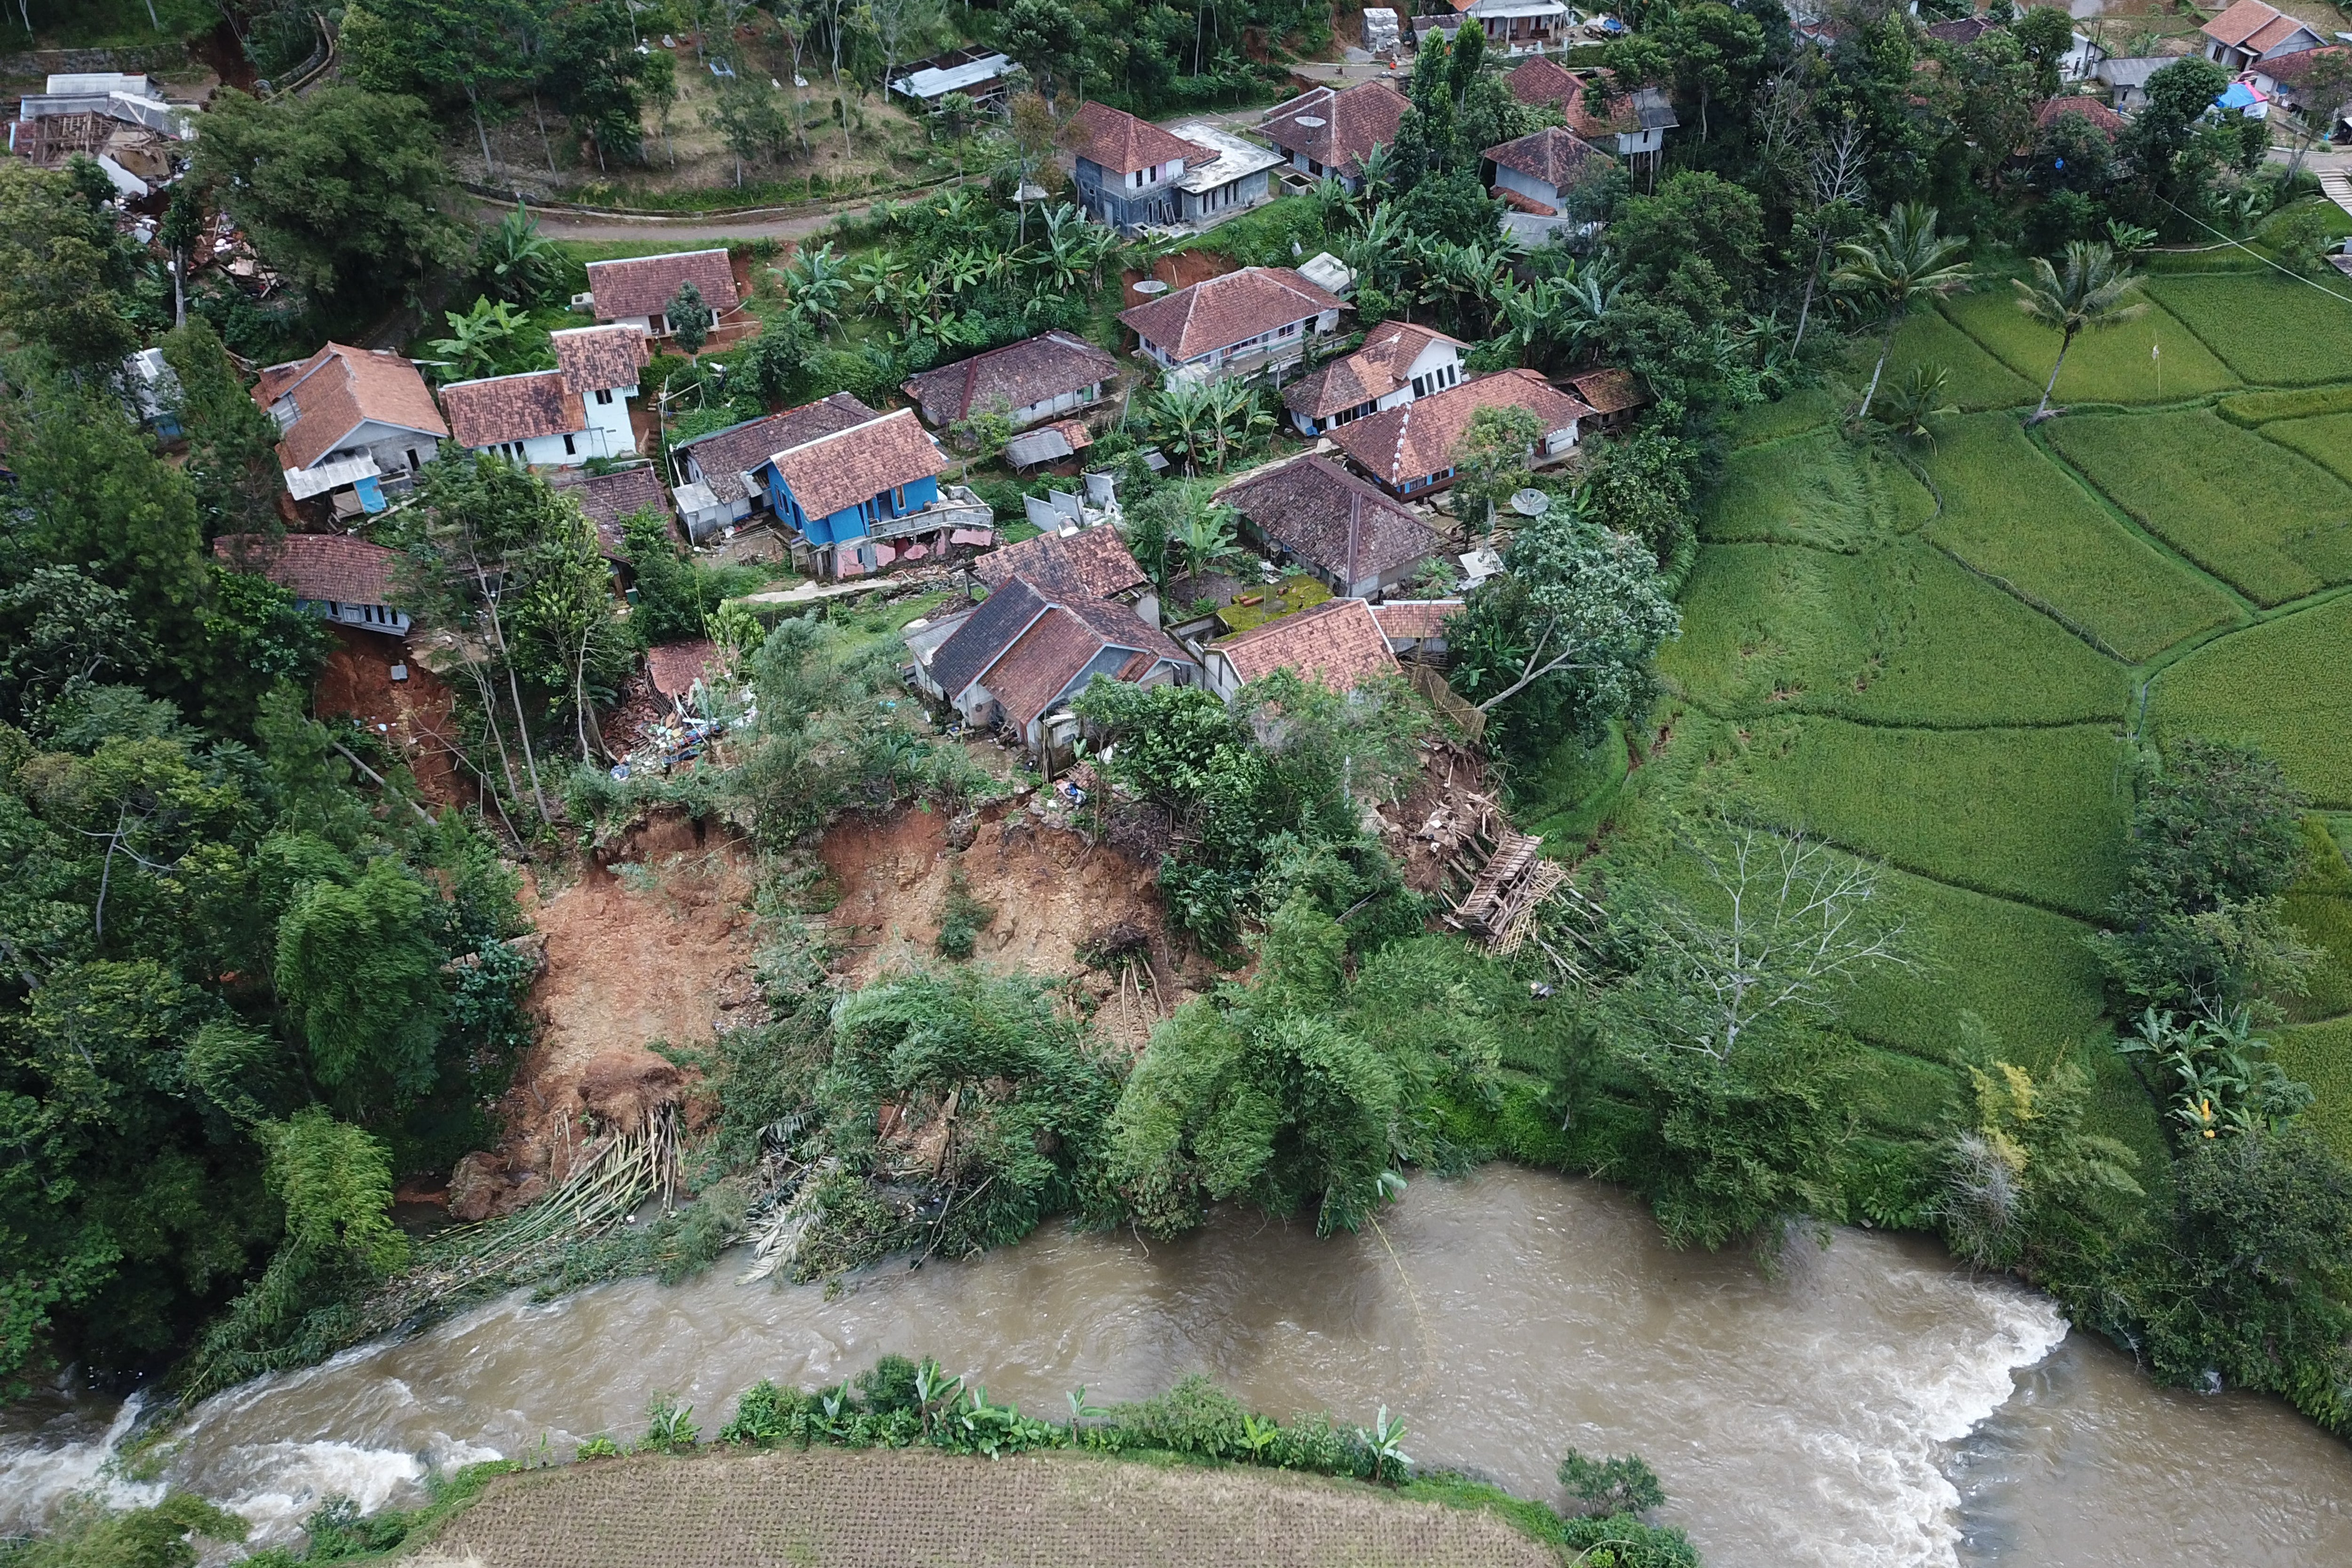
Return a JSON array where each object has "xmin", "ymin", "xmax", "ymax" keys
[{"xmin": 1632, "ymin": 263, "xmax": 2352, "ymax": 1167}]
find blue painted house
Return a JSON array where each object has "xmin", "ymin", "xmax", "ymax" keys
[{"xmin": 751, "ymin": 404, "xmax": 981, "ymax": 578}]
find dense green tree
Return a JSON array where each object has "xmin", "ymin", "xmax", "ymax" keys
[
  {"xmin": 2116, "ymin": 56, "xmax": 2232, "ymax": 231},
  {"xmin": 0, "ymin": 158, "xmax": 142, "ymax": 371},
  {"xmin": 159, "ymin": 318, "xmax": 283, "ymax": 537},
  {"xmin": 276, "ymin": 859, "xmax": 449, "ymax": 1107},
  {"xmin": 539, "ymin": 0, "xmax": 665, "ymax": 167},
  {"xmin": 191, "ymin": 86, "xmax": 470, "ymax": 306},
  {"xmin": 1001, "ymin": 0, "xmax": 1085, "ymax": 102},
  {"xmin": 6, "ymin": 1492, "xmax": 247, "ymax": 1568}
]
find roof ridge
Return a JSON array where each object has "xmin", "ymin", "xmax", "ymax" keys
[{"xmin": 771, "ymin": 405, "xmax": 916, "ymax": 459}]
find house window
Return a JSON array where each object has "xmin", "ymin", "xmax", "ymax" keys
[
  {"xmin": 595, "ymin": 388, "xmax": 614, "ymax": 406},
  {"xmin": 563, "ymin": 433, "xmax": 577, "ymax": 455},
  {"xmin": 890, "ymin": 485, "xmax": 907, "ymax": 513},
  {"xmin": 406, "ymin": 449, "xmax": 421, "ymax": 471}
]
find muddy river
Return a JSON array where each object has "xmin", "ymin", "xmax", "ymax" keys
[{"xmin": 5, "ymin": 1167, "xmax": 2349, "ymax": 1566}]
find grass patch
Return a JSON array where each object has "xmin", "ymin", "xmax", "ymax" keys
[
  {"xmin": 1714, "ymin": 716, "xmax": 2130, "ymax": 918},
  {"xmin": 2149, "ymin": 593, "xmax": 2352, "ymax": 809},
  {"xmin": 2215, "ymin": 385, "xmax": 2352, "ymax": 428},
  {"xmin": 1729, "ymin": 386, "xmax": 1840, "ymax": 445},
  {"xmin": 1844, "ymin": 1043, "xmax": 1961, "ymax": 1133},
  {"xmin": 2042, "ymin": 410, "xmax": 2352, "ymax": 606},
  {"xmin": 1661, "ymin": 539, "xmax": 2131, "ymax": 727},
  {"xmin": 2263, "ymin": 413, "xmax": 2352, "ymax": 486},
  {"xmin": 1698, "ymin": 432, "xmax": 1931, "ymax": 550},
  {"xmin": 1885, "ymin": 306, "xmax": 2039, "ymax": 411},
  {"xmin": 1941, "ymin": 289, "xmax": 2239, "ymax": 405},
  {"xmin": 1921, "ymin": 414, "xmax": 2241, "ymax": 660},
  {"xmin": 2273, "ymin": 1016, "xmax": 2352, "ymax": 1162},
  {"xmin": 2280, "ymin": 818, "xmax": 2352, "ymax": 1025},
  {"xmin": 1514, "ymin": 723, "xmax": 1633, "ymax": 853},
  {"xmin": 2140, "ymin": 273, "xmax": 2352, "ymax": 386}
]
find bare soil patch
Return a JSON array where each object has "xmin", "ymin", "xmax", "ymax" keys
[
  {"xmin": 431, "ymin": 1447, "xmax": 1558, "ymax": 1568},
  {"xmin": 1376, "ymin": 740, "xmax": 1500, "ymax": 899},
  {"xmin": 312, "ymin": 626, "xmax": 465, "ymax": 810},
  {"xmin": 450, "ymin": 813, "xmax": 760, "ymax": 1217},
  {"xmin": 816, "ymin": 797, "xmax": 1206, "ymax": 1051},
  {"xmin": 1123, "ymin": 248, "xmax": 1241, "ymax": 307}
]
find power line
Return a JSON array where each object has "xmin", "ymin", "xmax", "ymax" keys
[{"xmin": 2160, "ymin": 196, "xmax": 2352, "ymax": 310}]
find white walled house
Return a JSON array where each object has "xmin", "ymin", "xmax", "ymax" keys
[
  {"xmin": 1484, "ymin": 126, "xmax": 1619, "ymax": 242},
  {"xmin": 252, "ymin": 342, "xmax": 450, "ymax": 512},
  {"xmin": 902, "ymin": 331, "xmax": 1121, "ymax": 433},
  {"xmin": 1118, "ymin": 266, "xmax": 1345, "ymax": 384},
  {"xmin": 438, "ymin": 325, "xmax": 648, "ymax": 468},
  {"xmin": 2199, "ymin": 0, "xmax": 2327, "ymax": 71},
  {"xmin": 213, "ymin": 533, "xmax": 412, "ymax": 636},
  {"xmin": 1282, "ymin": 321, "xmax": 1466, "ymax": 437},
  {"xmin": 583, "ymin": 249, "xmax": 739, "ymax": 339}
]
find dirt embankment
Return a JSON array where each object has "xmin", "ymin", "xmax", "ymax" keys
[
  {"xmin": 446, "ymin": 812, "xmax": 762, "ymax": 1219},
  {"xmin": 817, "ymin": 798, "xmax": 1209, "ymax": 1051},
  {"xmin": 312, "ymin": 626, "xmax": 466, "ymax": 810}
]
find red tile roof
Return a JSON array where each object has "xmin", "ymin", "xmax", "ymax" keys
[
  {"xmin": 2255, "ymin": 43, "xmax": 2349, "ymax": 85},
  {"xmin": 2201, "ymin": 0, "xmax": 2321, "ymax": 54},
  {"xmin": 585, "ymin": 249, "xmax": 740, "ymax": 321},
  {"xmin": 1330, "ymin": 369, "xmax": 1595, "ymax": 490},
  {"xmin": 550, "ymin": 463, "xmax": 671, "ymax": 560},
  {"xmin": 1212, "ymin": 596, "xmax": 1399, "ymax": 692},
  {"xmin": 1064, "ymin": 101, "xmax": 1200, "ymax": 175},
  {"xmin": 1565, "ymin": 366, "xmax": 1648, "ymax": 417},
  {"xmin": 551, "ymin": 324, "xmax": 650, "ymax": 391},
  {"xmin": 1259, "ymin": 80, "xmax": 1410, "ymax": 178},
  {"xmin": 1510, "ymin": 64, "xmax": 1646, "ymax": 140},
  {"xmin": 981, "ymin": 606, "xmax": 1105, "ymax": 729},
  {"xmin": 1283, "ymin": 322, "xmax": 1465, "ymax": 421},
  {"xmin": 646, "ymin": 639, "xmax": 720, "ymax": 699},
  {"xmin": 675, "ymin": 395, "xmax": 880, "ymax": 506},
  {"xmin": 765, "ymin": 408, "xmax": 946, "ymax": 521},
  {"xmin": 901, "ymin": 330, "xmax": 1119, "ymax": 428},
  {"xmin": 974, "ymin": 525, "xmax": 1150, "ymax": 601},
  {"xmin": 213, "ymin": 533, "xmax": 404, "ymax": 605},
  {"xmin": 1119, "ymin": 266, "xmax": 1345, "ymax": 362},
  {"xmin": 1216, "ymin": 453, "xmax": 1442, "ymax": 585},
  {"xmin": 1485, "ymin": 126, "xmax": 1616, "ymax": 191},
  {"xmin": 1370, "ymin": 598, "xmax": 1462, "ymax": 640},
  {"xmin": 1506, "ymin": 55, "xmax": 1580, "ymax": 111},
  {"xmin": 438, "ymin": 369, "xmax": 585, "ymax": 448},
  {"xmin": 2032, "ymin": 95, "xmax": 2128, "ymax": 135},
  {"xmin": 253, "ymin": 342, "xmax": 447, "ymax": 472}
]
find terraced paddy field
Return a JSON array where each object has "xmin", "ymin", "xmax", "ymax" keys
[{"xmin": 1621, "ymin": 265, "xmax": 2352, "ymax": 1163}]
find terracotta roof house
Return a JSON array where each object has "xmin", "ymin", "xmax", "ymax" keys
[
  {"xmin": 1283, "ymin": 321, "xmax": 1467, "ymax": 437},
  {"xmin": 974, "ymin": 523, "xmax": 1154, "ymax": 612},
  {"xmin": 911, "ymin": 572, "xmax": 1195, "ymax": 756},
  {"xmin": 1201, "ymin": 595, "xmax": 1400, "ymax": 701},
  {"xmin": 252, "ymin": 342, "xmax": 449, "ymax": 509},
  {"xmin": 1925, "ymin": 15, "xmax": 2000, "ymax": 45},
  {"xmin": 1370, "ymin": 597, "xmax": 1465, "ymax": 659},
  {"xmin": 1258, "ymin": 80, "xmax": 1410, "ymax": 190},
  {"xmin": 213, "ymin": 533, "xmax": 411, "ymax": 636},
  {"xmin": 646, "ymin": 639, "xmax": 721, "ymax": 703},
  {"xmin": 2201, "ymin": 0, "xmax": 2327, "ymax": 72},
  {"xmin": 1484, "ymin": 126, "xmax": 1616, "ymax": 235},
  {"xmin": 437, "ymin": 323, "xmax": 647, "ymax": 470},
  {"xmin": 584, "ymin": 249, "xmax": 740, "ymax": 338},
  {"xmin": 749, "ymin": 407, "xmax": 992, "ymax": 579},
  {"xmin": 1507, "ymin": 61, "xmax": 1676, "ymax": 180},
  {"xmin": 1216, "ymin": 454, "xmax": 1445, "ymax": 599},
  {"xmin": 902, "ymin": 331, "xmax": 1121, "ymax": 433},
  {"xmin": 2029, "ymin": 95, "xmax": 2129, "ymax": 140},
  {"xmin": 1329, "ymin": 368, "xmax": 1596, "ymax": 496},
  {"xmin": 1067, "ymin": 102, "xmax": 1276, "ymax": 232},
  {"xmin": 548, "ymin": 463, "xmax": 673, "ymax": 565},
  {"xmin": 2244, "ymin": 44, "xmax": 2352, "ymax": 117},
  {"xmin": 1120, "ymin": 265, "xmax": 1346, "ymax": 383},
  {"xmin": 1564, "ymin": 366, "xmax": 1650, "ymax": 432},
  {"xmin": 667, "ymin": 394, "xmax": 877, "ymax": 541}
]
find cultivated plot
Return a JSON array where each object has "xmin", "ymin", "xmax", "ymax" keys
[
  {"xmin": 1920, "ymin": 414, "xmax": 2241, "ymax": 660},
  {"xmin": 2140, "ymin": 273, "xmax": 2352, "ymax": 386},
  {"xmin": 2150, "ymin": 594, "xmax": 2352, "ymax": 809},
  {"xmin": 1698, "ymin": 433, "xmax": 1932, "ymax": 551},
  {"xmin": 1884, "ymin": 307, "xmax": 2039, "ymax": 411},
  {"xmin": 1941, "ymin": 289, "xmax": 2239, "ymax": 405},
  {"xmin": 2264, "ymin": 412, "xmax": 2352, "ymax": 487},
  {"xmin": 2043, "ymin": 410, "xmax": 2352, "ymax": 606}
]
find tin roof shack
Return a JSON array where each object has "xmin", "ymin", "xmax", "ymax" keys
[
  {"xmin": 583, "ymin": 249, "xmax": 740, "ymax": 339},
  {"xmin": 1120, "ymin": 265, "xmax": 1346, "ymax": 385},
  {"xmin": 1282, "ymin": 320, "xmax": 1467, "ymax": 437},
  {"xmin": 912, "ymin": 573, "xmax": 1195, "ymax": 758},
  {"xmin": 1370, "ymin": 596, "xmax": 1465, "ymax": 660},
  {"xmin": 751, "ymin": 406, "xmax": 991, "ymax": 579},
  {"xmin": 1216, "ymin": 453, "xmax": 1445, "ymax": 600},
  {"xmin": 903, "ymin": 331, "xmax": 1120, "ymax": 434},
  {"xmin": 1328, "ymin": 368, "xmax": 1594, "ymax": 497},
  {"xmin": 254, "ymin": 342, "xmax": 450, "ymax": 513},
  {"xmin": 1200, "ymin": 594, "xmax": 1401, "ymax": 702},
  {"xmin": 1259, "ymin": 80, "xmax": 1411, "ymax": 191},
  {"xmin": 889, "ymin": 47, "xmax": 1015, "ymax": 111},
  {"xmin": 214, "ymin": 533, "xmax": 412, "ymax": 636}
]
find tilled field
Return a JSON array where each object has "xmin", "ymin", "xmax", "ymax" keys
[{"xmin": 424, "ymin": 1447, "xmax": 1559, "ymax": 1568}]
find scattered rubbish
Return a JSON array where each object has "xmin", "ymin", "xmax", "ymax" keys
[{"xmin": 389, "ymin": 663, "xmax": 409, "ymax": 683}]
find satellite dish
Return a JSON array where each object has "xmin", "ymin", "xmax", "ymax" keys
[
  {"xmin": 1293, "ymin": 115, "xmax": 1326, "ymax": 127},
  {"xmin": 1133, "ymin": 279, "xmax": 1169, "ymax": 294},
  {"xmin": 1510, "ymin": 488, "xmax": 1551, "ymax": 517}
]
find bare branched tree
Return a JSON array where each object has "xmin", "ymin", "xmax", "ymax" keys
[{"xmin": 1793, "ymin": 117, "xmax": 1867, "ymax": 351}]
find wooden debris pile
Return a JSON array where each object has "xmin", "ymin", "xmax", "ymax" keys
[{"xmin": 1414, "ymin": 782, "xmax": 1567, "ymax": 955}]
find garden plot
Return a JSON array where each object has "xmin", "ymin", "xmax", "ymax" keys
[
  {"xmin": 2149, "ymin": 594, "xmax": 2352, "ymax": 809},
  {"xmin": 1941, "ymin": 289, "xmax": 2239, "ymax": 405},
  {"xmin": 1698, "ymin": 432, "xmax": 1932, "ymax": 550},
  {"xmin": 2264, "ymin": 413, "xmax": 2352, "ymax": 486},
  {"xmin": 1717, "ymin": 715, "xmax": 2131, "ymax": 918},
  {"xmin": 2043, "ymin": 410, "xmax": 2352, "ymax": 605},
  {"xmin": 1662, "ymin": 539, "xmax": 2131, "ymax": 727},
  {"xmin": 1844, "ymin": 1042, "xmax": 1962, "ymax": 1134},
  {"xmin": 2275, "ymin": 1017, "xmax": 2352, "ymax": 1162},
  {"xmin": 1884, "ymin": 306, "xmax": 2039, "ymax": 410},
  {"xmin": 2141, "ymin": 273, "xmax": 2352, "ymax": 386},
  {"xmin": 2281, "ymin": 820, "xmax": 2352, "ymax": 1026},
  {"xmin": 1921, "ymin": 414, "xmax": 2240, "ymax": 660}
]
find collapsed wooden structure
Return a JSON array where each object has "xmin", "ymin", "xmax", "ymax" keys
[{"xmin": 1415, "ymin": 776, "xmax": 1566, "ymax": 955}]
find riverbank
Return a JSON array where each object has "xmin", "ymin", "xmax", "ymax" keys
[{"xmin": 413, "ymin": 1447, "xmax": 1568, "ymax": 1568}]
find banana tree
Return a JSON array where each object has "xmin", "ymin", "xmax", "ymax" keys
[{"xmin": 776, "ymin": 241, "xmax": 853, "ymax": 340}]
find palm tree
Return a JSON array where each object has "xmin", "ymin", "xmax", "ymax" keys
[
  {"xmin": 1829, "ymin": 203, "xmax": 1974, "ymax": 422},
  {"xmin": 2013, "ymin": 240, "xmax": 2145, "ymax": 422}
]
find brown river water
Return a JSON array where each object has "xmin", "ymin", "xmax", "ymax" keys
[{"xmin": 5, "ymin": 1167, "xmax": 2350, "ymax": 1565}]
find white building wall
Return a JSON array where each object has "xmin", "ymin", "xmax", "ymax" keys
[{"xmin": 1494, "ymin": 164, "xmax": 1562, "ymax": 210}]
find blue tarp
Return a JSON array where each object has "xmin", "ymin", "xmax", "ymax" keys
[{"xmin": 354, "ymin": 474, "xmax": 387, "ymax": 513}]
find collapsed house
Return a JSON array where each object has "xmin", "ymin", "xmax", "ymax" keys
[{"xmin": 9, "ymin": 72, "xmax": 194, "ymax": 197}]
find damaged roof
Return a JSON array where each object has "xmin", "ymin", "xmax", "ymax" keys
[
  {"xmin": 213, "ymin": 532, "xmax": 405, "ymax": 605},
  {"xmin": 973, "ymin": 525, "xmax": 1150, "ymax": 601}
]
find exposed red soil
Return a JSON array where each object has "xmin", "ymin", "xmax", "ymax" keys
[
  {"xmin": 312, "ymin": 625, "xmax": 467, "ymax": 810},
  {"xmin": 1121, "ymin": 247, "xmax": 1240, "ymax": 307},
  {"xmin": 452, "ymin": 812, "xmax": 760, "ymax": 1217},
  {"xmin": 817, "ymin": 798, "xmax": 1210, "ymax": 1052},
  {"xmin": 1375, "ymin": 740, "xmax": 1498, "ymax": 899}
]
